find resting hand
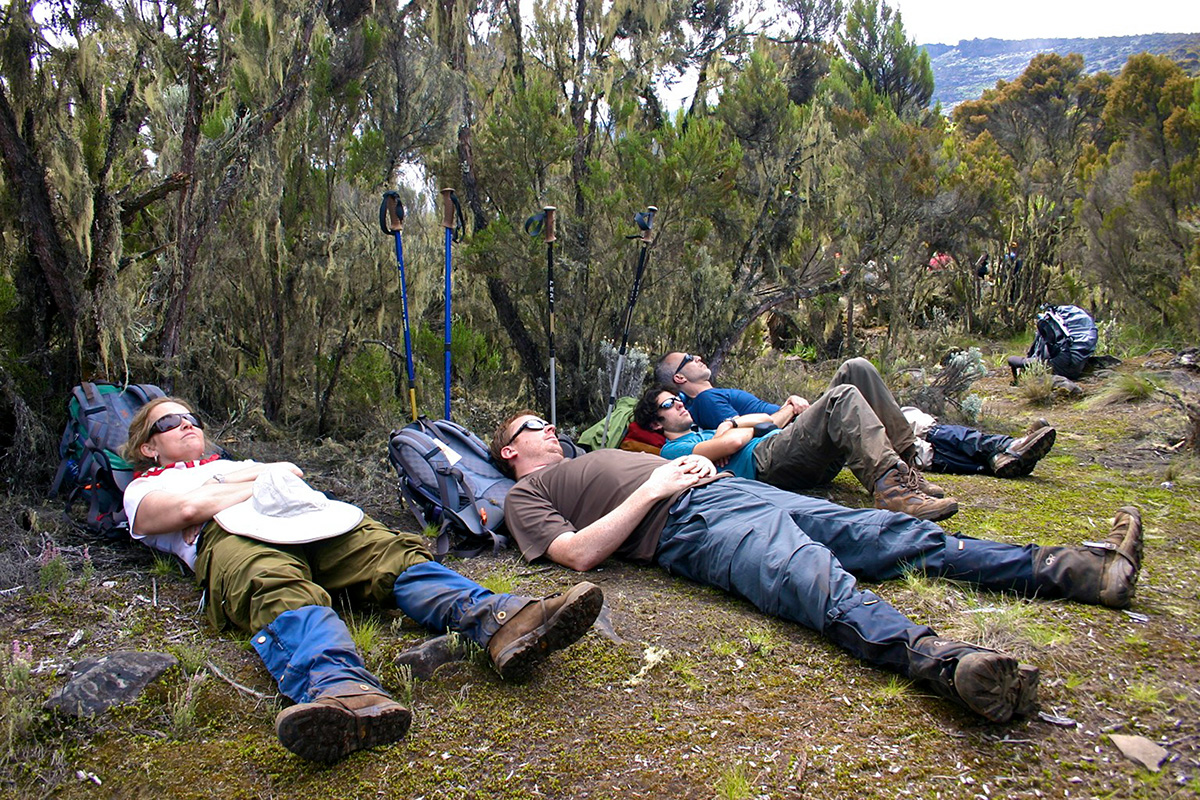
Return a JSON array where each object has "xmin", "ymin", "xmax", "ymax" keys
[
  {"xmin": 786, "ymin": 395, "xmax": 810, "ymax": 414},
  {"xmin": 182, "ymin": 524, "xmax": 202, "ymax": 545},
  {"xmin": 222, "ymin": 461, "xmax": 304, "ymax": 483},
  {"xmin": 675, "ymin": 453, "xmax": 717, "ymax": 478},
  {"xmin": 645, "ymin": 456, "xmax": 713, "ymax": 499},
  {"xmin": 266, "ymin": 461, "xmax": 304, "ymax": 478}
]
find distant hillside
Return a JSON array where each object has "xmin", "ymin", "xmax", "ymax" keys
[{"xmin": 924, "ymin": 32, "xmax": 1200, "ymax": 111}]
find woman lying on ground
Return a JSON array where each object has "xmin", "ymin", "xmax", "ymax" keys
[{"xmin": 122, "ymin": 397, "xmax": 602, "ymax": 763}]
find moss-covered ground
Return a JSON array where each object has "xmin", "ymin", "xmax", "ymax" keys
[{"xmin": 1, "ymin": 355, "xmax": 1197, "ymax": 798}]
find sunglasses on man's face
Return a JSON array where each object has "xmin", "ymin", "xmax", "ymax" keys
[
  {"xmin": 658, "ymin": 396, "xmax": 685, "ymax": 410},
  {"xmin": 673, "ymin": 353, "xmax": 695, "ymax": 376},
  {"xmin": 505, "ymin": 417, "xmax": 552, "ymax": 447},
  {"xmin": 151, "ymin": 412, "xmax": 204, "ymax": 435}
]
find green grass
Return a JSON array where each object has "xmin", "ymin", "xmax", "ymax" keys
[
  {"xmin": 168, "ymin": 640, "xmax": 210, "ymax": 676},
  {"xmin": 1126, "ymin": 681, "xmax": 1163, "ymax": 708},
  {"xmin": 714, "ymin": 761, "xmax": 753, "ymax": 800},
  {"xmin": 711, "ymin": 640, "xmax": 737, "ymax": 657},
  {"xmin": 745, "ymin": 625, "xmax": 778, "ymax": 656},
  {"xmin": 151, "ymin": 553, "xmax": 179, "ymax": 578},
  {"xmin": 1017, "ymin": 360, "xmax": 1055, "ymax": 405},
  {"xmin": 347, "ymin": 612, "xmax": 384, "ymax": 659},
  {"xmin": 875, "ymin": 674, "xmax": 911, "ymax": 700},
  {"xmin": 1085, "ymin": 372, "xmax": 1162, "ymax": 407}
]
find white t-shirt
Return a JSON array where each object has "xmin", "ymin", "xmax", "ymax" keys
[{"xmin": 123, "ymin": 458, "xmax": 253, "ymax": 570}]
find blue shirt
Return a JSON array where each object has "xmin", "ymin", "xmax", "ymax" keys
[
  {"xmin": 686, "ymin": 388, "xmax": 780, "ymax": 430},
  {"xmin": 660, "ymin": 429, "xmax": 780, "ymax": 480}
]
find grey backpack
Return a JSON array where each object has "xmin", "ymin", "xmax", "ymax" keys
[{"xmin": 388, "ymin": 417, "xmax": 582, "ymax": 558}]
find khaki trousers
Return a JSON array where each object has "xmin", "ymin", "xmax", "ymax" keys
[
  {"xmin": 193, "ymin": 516, "xmax": 432, "ymax": 632},
  {"xmin": 752, "ymin": 358, "xmax": 915, "ymax": 490}
]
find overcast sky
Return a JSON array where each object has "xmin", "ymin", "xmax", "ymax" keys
[{"xmin": 891, "ymin": 0, "xmax": 1200, "ymax": 45}]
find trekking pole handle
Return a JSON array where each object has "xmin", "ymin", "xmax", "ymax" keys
[
  {"xmin": 380, "ymin": 191, "xmax": 404, "ymax": 234},
  {"xmin": 637, "ymin": 205, "xmax": 657, "ymax": 244},
  {"xmin": 543, "ymin": 206, "xmax": 556, "ymax": 243},
  {"xmin": 441, "ymin": 188, "xmax": 456, "ymax": 229}
]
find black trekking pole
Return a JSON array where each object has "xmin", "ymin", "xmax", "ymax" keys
[
  {"xmin": 440, "ymin": 188, "xmax": 465, "ymax": 420},
  {"xmin": 602, "ymin": 205, "xmax": 657, "ymax": 445},
  {"xmin": 379, "ymin": 191, "xmax": 419, "ymax": 422},
  {"xmin": 525, "ymin": 206, "xmax": 558, "ymax": 427}
]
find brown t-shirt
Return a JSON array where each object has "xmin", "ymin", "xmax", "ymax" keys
[{"xmin": 505, "ymin": 450, "xmax": 696, "ymax": 564}]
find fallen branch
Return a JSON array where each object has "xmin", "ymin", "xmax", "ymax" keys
[{"xmin": 205, "ymin": 660, "xmax": 273, "ymax": 703}]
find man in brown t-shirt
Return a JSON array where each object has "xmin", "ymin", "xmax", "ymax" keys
[{"xmin": 491, "ymin": 411, "xmax": 1144, "ymax": 725}]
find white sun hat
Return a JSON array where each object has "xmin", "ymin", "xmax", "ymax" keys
[{"xmin": 214, "ymin": 468, "xmax": 363, "ymax": 544}]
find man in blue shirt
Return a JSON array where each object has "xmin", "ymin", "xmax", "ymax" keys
[
  {"xmin": 634, "ymin": 381, "xmax": 960, "ymax": 522},
  {"xmin": 654, "ymin": 352, "xmax": 1055, "ymax": 479}
]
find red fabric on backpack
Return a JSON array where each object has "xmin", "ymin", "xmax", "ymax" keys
[{"xmin": 623, "ymin": 421, "xmax": 666, "ymax": 448}]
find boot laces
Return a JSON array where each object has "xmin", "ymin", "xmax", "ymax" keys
[{"xmin": 899, "ymin": 465, "xmax": 933, "ymax": 498}]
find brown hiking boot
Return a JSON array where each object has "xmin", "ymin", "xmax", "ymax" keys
[
  {"xmin": 487, "ymin": 582, "xmax": 603, "ymax": 681},
  {"xmin": 908, "ymin": 637, "xmax": 1039, "ymax": 723},
  {"xmin": 899, "ymin": 445, "xmax": 946, "ymax": 496},
  {"xmin": 990, "ymin": 426, "xmax": 1056, "ymax": 478},
  {"xmin": 275, "ymin": 684, "xmax": 411, "ymax": 763},
  {"xmin": 874, "ymin": 462, "xmax": 958, "ymax": 521},
  {"xmin": 1033, "ymin": 506, "xmax": 1143, "ymax": 608},
  {"xmin": 911, "ymin": 469, "xmax": 947, "ymax": 498}
]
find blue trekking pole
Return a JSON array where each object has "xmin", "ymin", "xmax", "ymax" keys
[
  {"xmin": 440, "ymin": 188, "xmax": 465, "ymax": 420},
  {"xmin": 525, "ymin": 206, "xmax": 558, "ymax": 427},
  {"xmin": 602, "ymin": 205, "xmax": 656, "ymax": 445},
  {"xmin": 379, "ymin": 191, "xmax": 419, "ymax": 421}
]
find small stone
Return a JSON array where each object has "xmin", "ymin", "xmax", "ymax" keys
[
  {"xmin": 1109, "ymin": 734, "xmax": 1169, "ymax": 772},
  {"xmin": 394, "ymin": 635, "xmax": 470, "ymax": 680}
]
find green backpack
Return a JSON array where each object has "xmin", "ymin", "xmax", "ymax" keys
[{"xmin": 50, "ymin": 382, "xmax": 165, "ymax": 538}]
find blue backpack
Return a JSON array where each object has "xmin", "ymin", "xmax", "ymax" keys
[
  {"xmin": 50, "ymin": 382, "xmax": 166, "ymax": 538},
  {"xmin": 1028, "ymin": 305, "xmax": 1098, "ymax": 380}
]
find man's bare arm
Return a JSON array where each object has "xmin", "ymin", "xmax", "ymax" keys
[
  {"xmin": 545, "ymin": 456, "xmax": 716, "ymax": 572},
  {"xmin": 687, "ymin": 426, "xmax": 756, "ymax": 461}
]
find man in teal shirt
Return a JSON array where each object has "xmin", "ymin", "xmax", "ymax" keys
[{"xmin": 635, "ymin": 384, "xmax": 959, "ymax": 521}]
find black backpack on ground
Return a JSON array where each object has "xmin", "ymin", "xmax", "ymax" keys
[
  {"xmin": 1028, "ymin": 305, "xmax": 1099, "ymax": 380},
  {"xmin": 387, "ymin": 416, "xmax": 584, "ymax": 559},
  {"xmin": 50, "ymin": 382, "xmax": 166, "ymax": 538}
]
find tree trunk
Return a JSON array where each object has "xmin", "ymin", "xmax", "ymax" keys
[
  {"xmin": 0, "ymin": 83, "xmax": 80, "ymax": 369},
  {"xmin": 159, "ymin": 0, "xmax": 324, "ymax": 367}
]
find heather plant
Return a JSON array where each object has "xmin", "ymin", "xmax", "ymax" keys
[{"xmin": 37, "ymin": 542, "xmax": 68, "ymax": 592}]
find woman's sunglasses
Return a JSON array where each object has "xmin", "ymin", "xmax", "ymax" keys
[
  {"xmin": 151, "ymin": 412, "xmax": 204, "ymax": 435},
  {"xmin": 505, "ymin": 417, "xmax": 552, "ymax": 446}
]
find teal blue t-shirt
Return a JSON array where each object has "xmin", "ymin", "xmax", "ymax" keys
[{"xmin": 660, "ymin": 429, "xmax": 778, "ymax": 479}]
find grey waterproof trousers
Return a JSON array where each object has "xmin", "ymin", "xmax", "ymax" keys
[{"xmin": 655, "ymin": 477, "xmax": 1036, "ymax": 672}]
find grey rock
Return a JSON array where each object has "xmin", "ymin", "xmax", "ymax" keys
[
  {"xmin": 45, "ymin": 651, "xmax": 178, "ymax": 717},
  {"xmin": 394, "ymin": 636, "xmax": 470, "ymax": 680}
]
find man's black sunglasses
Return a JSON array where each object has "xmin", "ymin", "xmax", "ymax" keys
[
  {"xmin": 152, "ymin": 412, "xmax": 204, "ymax": 435},
  {"xmin": 505, "ymin": 417, "xmax": 552, "ymax": 446},
  {"xmin": 673, "ymin": 353, "xmax": 695, "ymax": 376},
  {"xmin": 658, "ymin": 396, "xmax": 684, "ymax": 410}
]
